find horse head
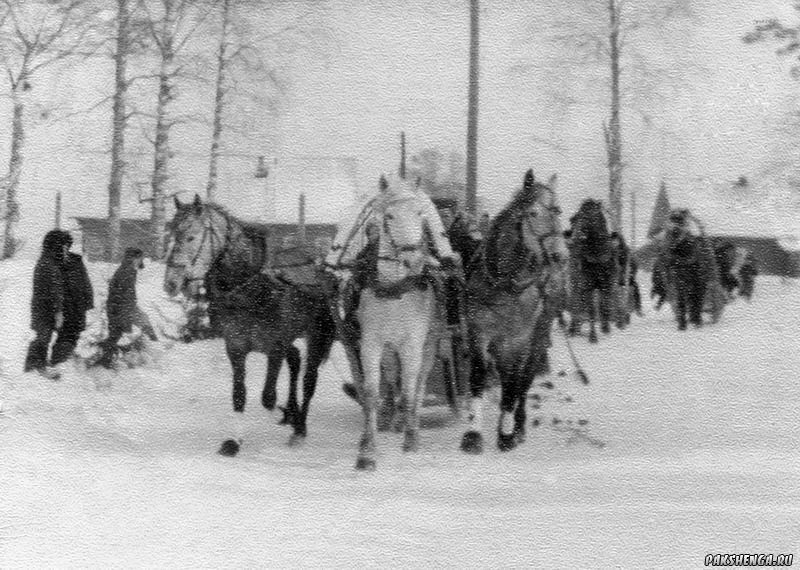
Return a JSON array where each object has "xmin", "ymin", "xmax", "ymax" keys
[
  {"xmin": 164, "ymin": 194, "xmax": 230, "ymax": 297},
  {"xmin": 373, "ymin": 174, "xmax": 431, "ymax": 278},
  {"xmin": 484, "ymin": 169, "xmax": 564, "ymax": 281}
]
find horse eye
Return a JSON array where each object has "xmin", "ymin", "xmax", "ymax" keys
[{"xmin": 187, "ymin": 236, "xmax": 195, "ymax": 242}]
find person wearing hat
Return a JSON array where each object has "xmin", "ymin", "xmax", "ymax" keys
[
  {"xmin": 98, "ymin": 248, "xmax": 158, "ymax": 368},
  {"xmin": 24, "ymin": 230, "xmax": 70, "ymax": 379},
  {"xmin": 51, "ymin": 231, "xmax": 94, "ymax": 367}
]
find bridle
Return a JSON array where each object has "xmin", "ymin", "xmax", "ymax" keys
[
  {"xmin": 480, "ymin": 184, "xmax": 562, "ymax": 293},
  {"xmin": 167, "ymin": 207, "xmax": 233, "ymax": 287},
  {"xmin": 378, "ymin": 201, "xmax": 429, "ymax": 267}
]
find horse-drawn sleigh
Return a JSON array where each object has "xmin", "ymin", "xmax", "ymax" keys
[{"xmin": 163, "ymin": 168, "xmax": 568, "ymax": 469}]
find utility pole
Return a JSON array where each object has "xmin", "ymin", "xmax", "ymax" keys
[
  {"xmin": 55, "ymin": 191, "xmax": 62, "ymax": 229},
  {"xmin": 298, "ymin": 192, "xmax": 306, "ymax": 245},
  {"xmin": 399, "ymin": 131, "xmax": 406, "ymax": 179},
  {"xmin": 465, "ymin": 0, "xmax": 479, "ymax": 215}
]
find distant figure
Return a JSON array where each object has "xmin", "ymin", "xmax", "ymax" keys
[
  {"xmin": 24, "ymin": 230, "xmax": 71, "ymax": 379},
  {"xmin": 99, "ymin": 248, "xmax": 158, "ymax": 368},
  {"xmin": 738, "ymin": 253, "xmax": 758, "ymax": 301},
  {"xmin": 51, "ymin": 231, "xmax": 94, "ymax": 366},
  {"xmin": 664, "ymin": 211, "xmax": 707, "ymax": 330}
]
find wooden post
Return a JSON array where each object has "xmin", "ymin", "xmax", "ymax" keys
[
  {"xmin": 399, "ymin": 131, "xmax": 406, "ymax": 179},
  {"xmin": 465, "ymin": 0, "xmax": 480, "ymax": 215},
  {"xmin": 54, "ymin": 191, "xmax": 62, "ymax": 229},
  {"xmin": 298, "ymin": 192, "xmax": 306, "ymax": 246}
]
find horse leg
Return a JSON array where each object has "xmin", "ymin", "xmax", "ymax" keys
[
  {"xmin": 497, "ymin": 370, "xmax": 519, "ymax": 452},
  {"xmin": 460, "ymin": 341, "xmax": 488, "ymax": 454},
  {"xmin": 399, "ymin": 326, "xmax": 437, "ymax": 453},
  {"xmin": 262, "ymin": 346, "xmax": 283, "ymax": 411},
  {"xmin": 675, "ymin": 277, "xmax": 689, "ymax": 330},
  {"xmin": 599, "ymin": 289, "xmax": 611, "ymax": 334},
  {"xmin": 690, "ymin": 277, "xmax": 706, "ymax": 327},
  {"xmin": 219, "ymin": 346, "xmax": 247, "ymax": 457},
  {"xmin": 279, "ymin": 345, "xmax": 302, "ymax": 426},
  {"xmin": 356, "ymin": 335, "xmax": 381, "ymax": 470},
  {"xmin": 587, "ymin": 289, "xmax": 598, "ymax": 344}
]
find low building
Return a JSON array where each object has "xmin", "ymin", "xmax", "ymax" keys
[{"xmin": 72, "ymin": 216, "xmax": 337, "ymax": 264}]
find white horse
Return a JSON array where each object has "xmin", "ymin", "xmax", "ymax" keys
[{"xmin": 348, "ymin": 174, "xmax": 456, "ymax": 470}]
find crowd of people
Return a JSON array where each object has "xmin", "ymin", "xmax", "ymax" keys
[{"xmin": 24, "ymin": 230, "xmax": 157, "ymax": 380}]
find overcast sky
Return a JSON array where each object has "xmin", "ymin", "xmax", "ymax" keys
[{"xmin": 4, "ymin": 0, "xmax": 800, "ymax": 253}]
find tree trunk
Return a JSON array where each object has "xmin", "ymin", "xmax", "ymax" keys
[
  {"xmin": 465, "ymin": 0, "xmax": 479, "ymax": 215},
  {"xmin": 206, "ymin": 0, "xmax": 231, "ymax": 203},
  {"xmin": 2, "ymin": 86, "xmax": 26, "ymax": 259},
  {"xmin": 151, "ymin": 51, "xmax": 175, "ymax": 260},
  {"xmin": 108, "ymin": 0, "xmax": 130, "ymax": 263},
  {"xmin": 607, "ymin": 0, "xmax": 623, "ymax": 233}
]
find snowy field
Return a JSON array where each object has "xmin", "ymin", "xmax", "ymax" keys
[{"xmin": 1, "ymin": 258, "xmax": 798, "ymax": 569}]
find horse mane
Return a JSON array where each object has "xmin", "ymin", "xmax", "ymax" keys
[{"xmin": 481, "ymin": 170, "xmax": 543, "ymax": 281}]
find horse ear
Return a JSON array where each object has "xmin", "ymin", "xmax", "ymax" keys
[
  {"xmin": 547, "ymin": 173, "xmax": 558, "ymax": 191},
  {"xmin": 524, "ymin": 169, "xmax": 534, "ymax": 189},
  {"xmin": 192, "ymin": 193, "xmax": 203, "ymax": 214},
  {"xmin": 379, "ymin": 175, "xmax": 388, "ymax": 192},
  {"xmin": 173, "ymin": 195, "xmax": 182, "ymax": 210}
]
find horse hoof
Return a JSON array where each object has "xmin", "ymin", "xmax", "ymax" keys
[
  {"xmin": 277, "ymin": 406, "xmax": 293, "ymax": 426},
  {"xmin": 218, "ymin": 439, "xmax": 241, "ymax": 457},
  {"xmin": 355, "ymin": 457, "xmax": 377, "ymax": 471},
  {"xmin": 497, "ymin": 433, "xmax": 517, "ymax": 452},
  {"xmin": 288, "ymin": 433, "xmax": 306, "ymax": 447},
  {"xmin": 589, "ymin": 333, "xmax": 598, "ymax": 344},
  {"xmin": 460, "ymin": 431, "xmax": 483, "ymax": 454},
  {"xmin": 342, "ymin": 383, "xmax": 361, "ymax": 403},
  {"xmin": 577, "ymin": 370, "xmax": 590, "ymax": 385}
]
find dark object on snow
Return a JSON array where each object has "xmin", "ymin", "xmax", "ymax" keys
[
  {"xmin": 24, "ymin": 230, "xmax": 70, "ymax": 374},
  {"xmin": 164, "ymin": 195, "xmax": 337, "ymax": 454},
  {"xmin": 459, "ymin": 169, "xmax": 564, "ymax": 454},
  {"xmin": 566, "ymin": 199, "xmax": 618, "ymax": 343},
  {"xmin": 99, "ymin": 248, "xmax": 157, "ymax": 368},
  {"xmin": 51, "ymin": 242, "xmax": 94, "ymax": 366},
  {"xmin": 738, "ymin": 254, "xmax": 758, "ymax": 301}
]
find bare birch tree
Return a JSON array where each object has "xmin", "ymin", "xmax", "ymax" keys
[
  {"xmin": 137, "ymin": 0, "xmax": 213, "ymax": 259},
  {"xmin": 0, "ymin": 0, "xmax": 103, "ymax": 259},
  {"xmin": 202, "ymin": 0, "xmax": 328, "ymax": 202},
  {"xmin": 537, "ymin": 0, "xmax": 695, "ymax": 233}
]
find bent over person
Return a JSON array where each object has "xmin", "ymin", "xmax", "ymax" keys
[
  {"xmin": 98, "ymin": 248, "xmax": 158, "ymax": 368},
  {"xmin": 25, "ymin": 230, "xmax": 70, "ymax": 379}
]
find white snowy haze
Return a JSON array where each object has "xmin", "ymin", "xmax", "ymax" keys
[{"xmin": 1, "ymin": 0, "xmax": 800, "ymax": 255}]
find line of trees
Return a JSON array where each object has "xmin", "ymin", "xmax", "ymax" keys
[{"xmin": 0, "ymin": 0, "xmax": 325, "ymax": 261}]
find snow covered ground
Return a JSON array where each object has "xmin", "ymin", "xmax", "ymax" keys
[{"xmin": 1, "ymin": 259, "xmax": 798, "ymax": 569}]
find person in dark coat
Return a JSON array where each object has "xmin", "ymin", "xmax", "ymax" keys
[
  {"xmin": 738, "ymin": 254, "xmax": 757, "ymax": 301},
  {"xmin": 664, "ymin": 212, "xmax": 707, "ymax": 330},
  {"xmin": 51, "ymin": 232, "xmax": 94, "ymax": 366},
  {"xmin": 98, "ymin": 248, "xmax": 157, "ymax": 368},
  {"xmin": 24, "ymin": 230, "xmax": 69, "ymax": 379}
]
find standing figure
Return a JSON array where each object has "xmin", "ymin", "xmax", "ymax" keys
[
  {"xmin": 738, "ymin": 253, "xmax": 758, "ymax": 301},
  {"xmin": 51, "ymin": 231, "xmax": 94, "ymax": 366},
  {"xmin": 24, "ymin": 230, "xmax": 70, "ymax": 379},
  {"xmin": 99, "ymin": 248, "xmax": 158, "ymax": 368},
  {"xmin": 664, "ymin": 212, "xmax": 707, "ymax": 330}
]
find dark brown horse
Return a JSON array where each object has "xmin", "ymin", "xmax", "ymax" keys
[
  {"xmin": 164, "ymin": 195, "xmax": 336, "ymax": 456},
  {"xmin": 460, "ymin": 169, "xmax": 566, "ymax": 453},
  {"xmin": 567, "ymin": 199, "xmax": 618, "ymax": 343}
]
